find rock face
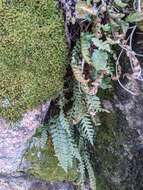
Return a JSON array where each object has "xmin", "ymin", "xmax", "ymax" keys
[
  {"xmin": 0, "ymin": 1, "xmax": 76, "ymax": 188},
  {"xmin": 95, "ymin": 31, "xmax": 143, "ymax": 190},
  {"xmin": 0, "ymin": 102, "xmax": 50, "ymax": 175},
  {"xmin": 0, "ymin": 176, "xmax": 76, "ymax": 190},
  {"xmin": 0, "ymin": 102, "xmax": 77, "ymax": 189}
]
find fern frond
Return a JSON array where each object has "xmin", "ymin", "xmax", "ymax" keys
[
  {"xmin": 59, "ymin": 110, "xmax": 82, "ymax": 162},
  {"xmin": 68, "ymin": 82, "xmax": 86, "ymax": 125},
  {"xmin": 50, "ymin": 116, "xmax": 73, "ymax": 172},
  {"xmin": 40, "ymin": 128, "xmax": 48, "ymax": 148},
  {"xmin": 78, "ymin": 136, "xmax": 96, "ymax": 190},
  {"xmin": 86, "ymin": 94, "xmax": 101, "ymax": 113},
  {"xmin": 84, "ymin": 152, "xmax": 96, "ymax": 190},
  {"xmin": 78, "ymin": 136, "xmax": 86, "ymax": 185},
  {"xmin": 80, "ymin": 114, "xmax": 95, "ymax": 145},
  {"xmin": 50, "ymin": 110, "xmax": 82, "ymax": 172},
  {"xmin": 81, "ymin": 33, "xmax": 92, "ymax": 65},
  {"xmin": 78, "ymin": 159, "xmax": 86, "ymax": 189}
]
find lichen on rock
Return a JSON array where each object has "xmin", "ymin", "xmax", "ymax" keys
[{"xmin": 0, "ymin": 0, "xmax": 67, "ymax": 121}]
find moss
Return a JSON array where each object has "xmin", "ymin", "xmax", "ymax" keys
[
  {"xmin": 138, "ymin": 22, "xmax": 143, "ymax": 31},
  {"xmin": 94, "ymin": 112, "xmax": 118, "ymax": 190},
  {"xmin": 0, "ymin": 0, "xmax": 67, "ymax": 121},
  {"xmin": 84, "ymin": 111, "xmax": 117, "ymax": 190},
  {"xmin": 25, "ymin": 129, "xmax": 77, "ymax": 181},
  {"xmin": 96, "ymin": 177, "xmax": 108, "ymax": 190},
  {"xmin": 26, "ymin": 148, "xmax": 77, "ymax": 181}
]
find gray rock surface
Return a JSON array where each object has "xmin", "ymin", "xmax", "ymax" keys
[
  {"xmin": 0, "ymin": 102, "xmax": 77, "ymax": 190},
  {"xmin": 0, "ymin": 175, "xmax": 76, "ymax": 190},
  {"xmin": 95, "ymin": 31, "xmax": 143, "ymax": 190},
  {"xmin": 0, "ymin": 102, "xmax": 50, "ymax": 175}
]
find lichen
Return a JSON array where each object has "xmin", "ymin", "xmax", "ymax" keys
[{"xmin": 0, "ymin": 0, "xmax": 67, "ymax": 121}]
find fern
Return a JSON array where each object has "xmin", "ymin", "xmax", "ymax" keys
[
  {"xmin": 49, "ymin": 110, "xmax": 82, "ymax": 172},
  {"xmin": 51, "ymin": 134, "xmax": 72, "ymax": 172},
  {"xmin": 86, "ymin": 94, "xmax": 107, "ymax": 114},
  {"xmin": 68, "ymin": 82, "xmax": 86, "ymax": 125},
  {"xmin": 50, "ymin": 116, "xmax": 73, "ymax": 172},
  {"xmin": 40, "ymin": 128, "xmax": 48, "ymax": 148},
  {"xmin": 80, "ymin": 114, "xmax": 94, "ymax": 145},
  {"xmin": 43, "ymin": 0, "xmax": 138, "ymax": 188},
  {"xmin": 47, "ymin": 96, "xmax": 97, "ymax": 188},
  {"xmin": 47, "ymin": 40, "xmax": 101, "ymax": 188},
  {"xmin": 81, "ymin": 33, "xmax": 92, "ymax": 65},
  {"xmin": 78, "ymin": 159, "xmax": 86, "ymax": 188},
  {"xmin": 84, "ymin": 152, "xmax": 96, "ymax": 190},
  {"xmin": 59, "ymin": 110, "xmax": 82, "ymax": 162},
  {"xmin": 77, "ymin": 136, "xmax": 96, "ymax": 189}
]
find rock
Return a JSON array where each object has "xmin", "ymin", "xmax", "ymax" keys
[
  {"xmin": 22, "ymin": 134, "xmax": 77, "ymax": 182},
  {"xmin": 0, "ymin": 175, "xmax": 76, "ymax": 190},
  {"xmin": 0, "ymin": 102, "xmax": 50, "ymax": 175},
  {"xmin": 95, "ymin": 31, "xmax": 143, "ymax": 190},
  {"xmin": 0, "ymin": 101, "xmax": 77, "ymax": 190}
]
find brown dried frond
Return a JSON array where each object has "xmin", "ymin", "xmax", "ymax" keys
[{"xmin": 72, "ymin": 65, "xmax": 89, "ymax": 84}]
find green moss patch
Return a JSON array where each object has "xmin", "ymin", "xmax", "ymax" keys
[
  {"xmin": 0, "ymin": 0, "xmax": 67, "ymax": 121},
  {"xmin": 26, "ymin": 148, "xmax": 77, "ymax": 181},
  {"xmin": 24, "ymin": 128, "xmax": 77, "ymax": 182}
]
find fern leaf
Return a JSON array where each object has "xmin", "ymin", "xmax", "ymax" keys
[
  {"xmin": 50, "ymin": 111, "xmax": 82, "ymax": 172},
  {"xmin": 68, "ymin": 82, "xmax": 86, "ymax": 124},
  {"xmin": 86, "ymin": 94, "xmax": 101, "ymax": 113},
  {"xmin": 84, "ymin": 153, "xmax": 96, "ymax": 190},
  {"xmin": 50, "ymin": 116, "xmax": 73, "ymax": 172},
  {"xmin": 40, "ymin": 129, "xmax": 48, "ymax": 148},
  {"xmin": 80, "ymin": 114, "xmax": 94, "ymax": 145},
  {"xmin": 81, "ymin": 33, "xmax": 92, "ymax": 65},
  {"xmin": 78, "ymin": 160, "xmax": 86, "ymax": 189}
]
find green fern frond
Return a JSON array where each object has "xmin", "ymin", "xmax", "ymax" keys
[
  {"xmin": 75, "ymin": 136, "xmax": 86, "ymax": 189},
  {"xmin": 84, "ymin": 152, "xmax": 96, "ymax": 190},
  {"xmin": 40, "ymin": 129, "xmax": 48, "ymax": 148},
  {"xmin": 50, "ymin": 110, "xmax": 82, "ymax": 172},
  {"xmin": 80, "ymin": 114, "xmax": 95, "ymax": 145},
  {"xmin": 59, "ymin": 110, "xmax": 82, "ymax": 162},
  {"xmin": 79, "ymin": 136, "xmax": 96, "ymax": 190},
  {"xmin": 86, "ymin": 94, "xmax": 105, "ymax": 113},
  {"xmin": 81, "ymin": 33, "xmax": 92, "ymax": 65},
  {"xmin": 68, "ymin": 82, "xmax": 86, "ymax": 124},
  {"xmin": 50, "ymin": 116, "xmax": 73, "ymax": 172},
  {"xmin": 78, "ymin": 159, "xmax": 86, "ymax": 189}
]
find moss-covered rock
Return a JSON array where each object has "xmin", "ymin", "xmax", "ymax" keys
[
  {"xmin": 24, "ymin": 128, "xmax": 77, "ymax": 182},
  {"xmin": 25, "ymin": 147, "xmax": 77, "ymax": 181},
  {"xmin": 0, "ymin": 0, "xmax": 67, "ymax": 121}
]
